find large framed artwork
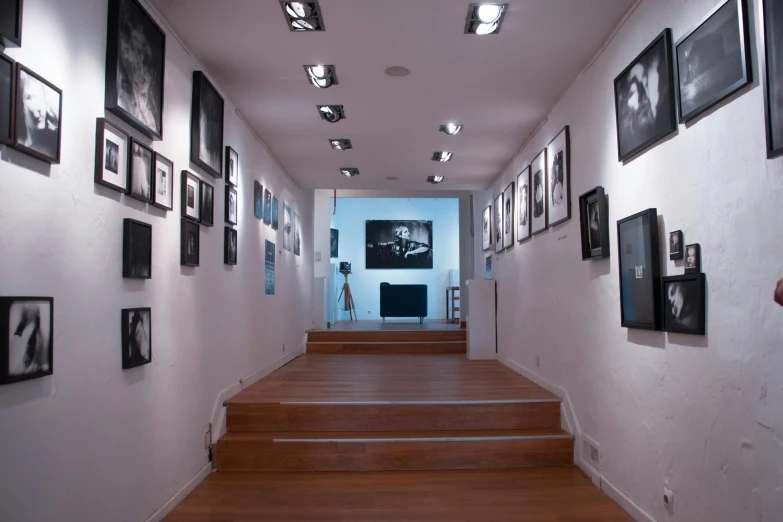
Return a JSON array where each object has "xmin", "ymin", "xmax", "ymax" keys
[
  {"xmin": 225, "ymin": 186, "xmax": 238, "ymax": 225},
  {"xmin": 482, "ymin": 204, "xmax": 491, "ymax": 251},
  {"xmin": 547, "ymin": 126, "xmax": 570, "ymax": 227},
  {"xmin": 191, "ymin": 71, "xmax": 224, "ymax": 178},
  {"xmin": 675, "ymin": 0, "xmax": 751, "ymax": 124},
  {"xmin": 180, "ymin": 218, "xmax": 199, "ymax": 266},
  {"xmin": 578, "ymin": 186, "xmax": 609, "ymax": 260},
  {"xmin": 94, "ymin": 118, "xmax": 129, "ymax": 193},
  {"xmin": 0, "ymin": 0, "xmax": 23, "ymax": 48},
  {"xmin": 662, "ymin": 273, "xmax": 706, "ymax": 335},
  {"xmin": 254, "ymin": 181, "xmax": 263, "ymax": 220},
  {"xmin": 531, "ymin": 149, "xmax": 547, "ymax": 235},
  {"xmin": 265, "ymin": 240, "xmax": 276, "ymax": 295},
  {"xmin": 13, "ymin": 64, "xmax": 62, "ymax": 164},
  {"xmin": 128, "ymin": 138, "xmax": 154, "ymax": 203},
  {"xmin": 617, "ymin": 209, "xmax": 662, "ymax": 330},
  {"xmin": 0, "ymin": 54, "xmax": 14, "ymax": 145},
  {"xmin": 294, "ymin": 212, "xmax": 301, "ymax": 256},
  {"xmin": 152, "ymin": 152, "xmax": 173, "ymax": 211},
  {"xmin": 105, "ymin": 0, "xmax": 165, "ymax": 140},
  {"xmin": 121, "ymin": 307, "xmax": 151, "ymax": 369},
  {"xmin": 493, "ymin": 194, "xmax": 503, "ymax": 254},
  {"xmin": 330, "ymin": 228, "xmax": 339, "ymax": 258},
  {"xmin": 263, "ymin": 188, "xmax": 272, "ymax": 225},
  {"xmin": 516, "ymin": 166, "xmax": 531, "ymax": 243},
  {"xmin": 763, "ymin": 0, "xmax": 783, "ymax": 158},
  {"xmin": 0, "ymin": 296, "xmax": 53, "ymax": 385},
  {"xmin": 200, "ymin": 179, "xmax": 214, "ymax": 227},
  {"xmin": 366, "ymin": 220, "xmax": 433, "ymax": 269},
  {"xmin": 502, "ymin": 182, "xmax": 514, "ymax": 249},
  {"xmin": 283, "ymin": 203, "xmax": 292, "ymax": 252},
  {"xmin": 614, "ymin": 29, "xmax": 676, "ymax": 162},
  {"xmin": 224, "ymin": 227, "xmax": 237, "ymax": 265},
  {"xmin": 123, "ymin": 218, "xmax": 152, "ymax": 279},
  {"xmin": 181, "ymin": 170, "xmax": 201, "ymax": 222}
]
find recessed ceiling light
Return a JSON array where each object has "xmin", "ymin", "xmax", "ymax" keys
[
  {"xmin": 304, "ymin": 65, "xmax": 338, "ymax": 88},
  {"xmin": 465, "ymin": 3, "xmax": 507, "ymax": 35},
  {"xmin": 385, "ymin": 176, "xmax": 400, "ymax": 181},
  {"xmin": 384, "ymin": 66, "xmax": 410, "ymax": 77},
  {"xmin": 317, "ymin": 105, "xmax": 345, "ymax": 123},
  {"xmin": 427, "ymin": 176, "xmax": 445, "ymax": 184},
  {"xmin": 432, "ymin": 151, "xmax": 453, "ymax": 162},
  {"xmin": 330, "ymin": 138, "xmax": 352, "ymax": 150},
  {"xmin": 340, "ymin": 168, "xmax": 359, "ymax": 177},
  {"xmin": 439, "ymin": 123, "xmax": 463, "ymax": 135},
  {"xmin": 280, "ymin": 1, "xmax": 324, "ymax": 31}
]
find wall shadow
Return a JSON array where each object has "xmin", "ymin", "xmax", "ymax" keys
[
  {"xmin": 0, "ymin": 376, "xmax": 53, "ymax": 408},
  {"xmin": 588, "ymin": 257, "xmax": 611, "ymax": 280},
  {"xmin": 2, "ymin": 147, "xmax": 52, "ymax": 177},
  {"xmin": 627, "ymin": 328, "xmax": 665, "ymax": 350}
]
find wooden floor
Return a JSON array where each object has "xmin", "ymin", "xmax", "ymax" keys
[{"xmin": 163, "ymin": 468, "xmax": 633, "ymax": 521}]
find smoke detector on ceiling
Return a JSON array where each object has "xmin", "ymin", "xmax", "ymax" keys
[{"xmin": 384, "ymin": 66, "xmax": 410, "ymax": 77}]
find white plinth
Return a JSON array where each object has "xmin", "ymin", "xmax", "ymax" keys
[{"xmin": 466, "ymin": 279, "xmax": 496, "ymax": 360}]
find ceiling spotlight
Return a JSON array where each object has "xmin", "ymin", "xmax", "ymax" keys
[
  {"xmin": 439, "ymin": 123, "xmax": 463, "ymax": 135},
  {"xmin": 465, "ymin": 3, "xmax": 507, "ymax": 35},
  {"xmin": 385, "ymin": 176, "xmax": 400, "ymax": 181},
  {"xmin": 317, "ymin": 105, "xmax": 345, "ymax": 123},
  {"xmin": 427, "ymin": 176, "xmax": 445, "ymax": 184},
  {"xmin": 340, "ymin": 168, "xmax": 359, "ymax": 177},
  {"xmin": 330, "ymin": 138, "xmax": 352, "ymax": 150},
  {"xmin": 432, "ymin": 151, "xmax": 453, "ymax": 162},
  {"xmin": 305, "ymin": 65, "xmax": 338, "ymax": 88},
  {"xmin": 280, "ymin": 1, "xmax": 324, "ymax": 31}
]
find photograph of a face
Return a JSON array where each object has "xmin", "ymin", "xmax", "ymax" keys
[
  {"xmin": 588, "ymin": 202, "xmax": 601, "ymax": 251},
  {"xmin": 128, "ymin": 138, "xmax": 153, "ymax": 203},
  {"xmin": 224, "ymin": 227, "xmax": 237, "ymax": 265},
  {"xmin": 263, "ymin": 189, "xmax": 272, "ymax": 225},
  {"xmin": 685, "ymin": 243, "xmax": 701, "ymax": 273},
  {"xmin": 670, "ymin": 230, "xmax": 683, "ymax": 259},
  {"xmin": 254, "ymin": 181, "xmax": 263, "ymax": 220},
  {"xmin": 494, "ymin": 194, "xmax": 503, "ymax": 254},
  {"xmin": 531, "ymin": 149, "xmax": 547, "ymax": 235},
  {"xmin": 226, "ymin": 146, "xmax": 238, "ymax": 186},
  {"xmin": 225, "ymin": 186, "xmax": 238, "ymax": 225},
  {"xmin": 579, "ymin": 187, "xmax": 608, "ymax": 260},
  {"xmin": 366, "ymin": 220, "xmax": 433, "ymax": 269},
  {"xmin": 617, "ymin": 209, "xmax": 662, "ymax": 330},
  {"xmin": 1, "ymin": 297, "xmax": 53, "ymax": 385},
  {"xmin": 547, "ymin": 126, "xmax": 570, "ymax": 227},
  {"xmin": 265, "ymin": 240, "xmax": 276, "ymax": 295},
  {"xmin": 517, "ymin": 166, "xmax": 530, "ymax": 243},
  {"xmin": 152, "ymin": 152, "xmax": 173, "ymax": 210},
  {"xmin": 330, "ymin": 228, "xmax": 339, "ymax": 258},
  {"xmin": 123, "ymin": 219, "xmax": 151, "ymax": 279},
  {"xmin": 95, "ymin": 118, "xmax": 129, "ymax": 192},
  {"xmin": 294, "ymin": 212, "xmax": 301, "ymax": 256},
  {"xmin": 14, "ymin": 65, "xmax": 62, "ymax": 163},
  {"xmin": 0, "ymin": 54, "xmax": 14, "ymax": 144},
  {"xmin": 663, "ymin": 274, "xmax": 706, "ymax": 335},
  {"xmin": 191, "ymin": 72, "xmax": 224, "ymax": 178},
  {"xmin": 764, "ymin": 0, "xmax": 783, "ymax": 158},
  {"xmin": 180, "ymin": 219, "xmax": 199, "ymax": 266},
  {"xmin": 272, "ymin": 197, "xmax": 279, "ymax": 230},
  {"xmin": 502, "ymin": 182, "xmax": 514, "ymax": 249},
  {"xmin": 283, "ymin": 203, "xmax": 292, "ymax": 251},
  {"xmin": 614, "ymin": 29, "xmax": 676, "ymax": 162},
  {"xmin": 0, "ymin": 0, "xmax": 23, "ymax": 47},
  {"xmin": 482, "ymin": 205, "xmax": 491, "ymax": 251},
  {"xmin": 181, "ymin": 170, "xmax": 201, "ymax": 221},
  {"xmin": 200, "ymin": 180, "xmax": 214, "ymax": 227},
  {"xmin": 122, "ymin": 308, "xmax": 151, "ymax": 369}
]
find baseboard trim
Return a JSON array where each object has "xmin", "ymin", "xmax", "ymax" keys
[
  {"xmin": 601, "ymin": 474, "xmax": 657, "ymax": 522},
  {"xmin": 144, "ymin": 462, "xmax": 212, "ymax": 522}
]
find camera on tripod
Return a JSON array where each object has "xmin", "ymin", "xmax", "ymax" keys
[{"xmin": 339, "ymin": 262, "xmax": 352, "ymax": 275}]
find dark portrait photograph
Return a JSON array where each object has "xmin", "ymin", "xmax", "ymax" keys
[
  {"xmin": 494, "ymin": 194, "xmax": 503, "ymax": 254},
  {"xmin": 579, "ymin": 186, "xmax": 608, "ymax": 260},
  {"xmin": 676, "ymin": 0, "xmax": 751, "ymax": 123},
  {"xmin": 200, "ymin": 180, "xmax": 214, "ymax": 227},
  {"xmin": 265, "ymin": 240, "xmax": 276, "ymax": 295},
  {"xmin": 254, "ymin": 181, "xmax": 263, "ymax": 220},
  {"xmin": 226, "ymin": 146, "xmax": 238, "ymax": 186},
  {"xmin": 366, "ymin": 220, "xmax": 433, "ymax": 269},
  {"xmin": 13, "ymin": 65, "xmax": 62, "ymax": 163},
  {"xmin": 224, "ymin": 226, "xmax": 237, "ymax": 265},
  {"xmin": 531, "ymin": 148, "xmax": 547, "ymax": 235},
  {"xmin": 294, "ymin": 212, "xmax": 301, "ymax": 256},
  {"xmin": 263, "ymin": 188, "xmax": 272, "ymax": 225},
  {"xmin": 123, "ymin": 218, "xmax": 152, "ymax": 279},
  {"xmin": 614, "ymin": 29, "xmax": 676, "ymax": 162},
  {"xmin": 588, "ymin": 201, "xmax": 601, "ymax": 250},
  {"xmin": 152, "ymin": 152, "xmax": 173, "ymax": 211},
  {"xmin": 670, "ymin": 230, "xmax": 683, "ymax": 259},
  {"xmin": 617, "ymin": 209, "xmax": 662, "ymax": 330},
  {"xmin": 330, "ymin": 228, "xmax": 339, "ymax": 258},
  {"xmin": 547, "ymin": 126, "xmax": 570, "ymax": 227},
  {"xmin": 0, "ymin": 54, "xmax": 14, "ymax": 144},
  {"xmin": 482, "ymin": 204, "xmax": 491, "ymax": 251},
  {"xmin": 685, "ymin": 243, "xmax": 701, "ymax": 273},
  {"xmin": 502, "ymin": 182, "xmax": 514, "ymax": 249},
  {"xmin": 272, "ymin": 197, "xmax": 279, "ymax": 230},
  {"xmin": 106, "ymin": 0, "xmax": 166, "ymax": 139},
  {"xmin": 181, "ymin": 170, "xmax": 200, "ymax": 221},
  {"xmin": 180, "ymin": 219, "xmax": 199, "ymax": 266},
  {"xmin": 225, "ymin": 186, "xmax": 238, "ymax": 225},
  {"xmin": 663, "ymin": 274, "xmax": 706, "ymax": 335},
  {"xmin": 517, "ymin": 166, "xmax": 530, "ymax": 242},
  {"xmin": 191, "ymin": 71, "xmax": 224, "ymax": 178},
  {"xmin": 95, "ymin": 118, "xmax": 129, "ymax": 193},
  {"xmin": 1, "ymin": 297, "xmax": 53, "ymax": 385},
  {"xmin": 283, "ymin": 203, "xmax": 292, "ymax": 251},
  {"xmin": 764, "ymin": 0, "xmax": 783, "ymax": 157},
  {"xmin": 121, "ymin": 308, "xmax": 151, "ymax": 369},
  {"xmin": 0, "ymin": 0, "xmax": 23, "ymax": 48},
  {"xmin": 128, "ymin": 138, "xmax": 153, "ymax": 203}
]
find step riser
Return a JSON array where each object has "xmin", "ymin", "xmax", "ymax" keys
[
  {"xmin": 308, "ymin": 331, "xmax": 466, "ymax": 343},
  {"xmin": 307, "ymin": 342, "xmax": 466, "ymax": 354}
]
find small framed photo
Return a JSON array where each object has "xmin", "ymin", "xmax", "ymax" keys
[
  {"xmin": 516, "ymin": 166, "xmax": 531, "ymax": 243},
  {"xmin": 493, "ymin": 193, "xmax": 503, "ymax": 254},
  {"xmin": 254, "ymin": 181, "xmax": 263, "ymax": 220},
  {"xmin": 94, "ymin": 118, "xmax": 129, "ymax": 193},
  {"xmin": 502, "ymin": 182, "xmax": 514, "ymax": 249},
  {"xmin": 685, "ymin": 243, "xmax": 701, "ymax": 273},
  {"xmin": 190, "ymin": 71, "xmax": 224, "ymax": 179},
  {"xmin": 669, "ymin": 230, "xmax": 684, "ymax": 260},
  {"xmin": 0, "ymin": 297, "xmax": 53, "ymax": 385},
  {"xmin": 0, "ymin": 0, "xmax": 23, "ymax": 48},
  {"xmin": 547, "ymin": 126, "xmax": 570, "ymax": 227},
  {"xmin": 578, "ymin": 186, "xmax": 609, "ymax": 260},
  {"xmin": 531, "ymin": 148, "xmax": 548, "ymax": 235},
  {"xmin": 13, "ymin": 63, "xmax": 62, "ymax": 164},
  {"xmin": 224, "ymin": 227, "xmax": 237, "ymax": 265},
  {"xmin": 128, "ymin": 138, "xmax": 154, "ymax": 203},
  {"xmin": 121, "ymin": 307, "xmax": 151, "ymax": 369},
  {"xmin": 152, "ymin": 153, "xmax": 173, "ymax": 211},
  {"xmin": 662, "ymin": 273, "xmax": 706, "ymax": 335},
  {"xmin": 0, "ymin": 54, "xmax": 15, "ymax": 145},
  {"xmin": 181, "ymin": 170, "xmax": 201, "ymax": 221},
  {"xmin": 123, "ymin": 218, "xmax": 152, "ymax": 279},
  {"xmin": 617, "ymin": 209, "xmax": 662, "ymax": 330},
  {"xmin": 226, "ymin": 146, "xmax": 238, "ymax": 186},
  {"xmin": 225, "ymin": 186, "xmax": 238, "ymax": 225},
  {"xmin": 180, "ymin": 218, "xmax": 200, "ymax": 266},
  {"xmin": 200, "ymin": 179, "xmax": 214, "ymax": 227},
  {"xmin": 272, "ymin": 196, "xmax": 279, "ymax": 230},
  {"xmin": 482, "ymin": 204, "xmax": 491, "ymax": 251},
  {"xmin": 263, "ymin": 188, "xmax": 272, "ymax": 225}
]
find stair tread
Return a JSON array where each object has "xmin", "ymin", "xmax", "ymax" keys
[{"xmin": 221, "ymin": 429, "xmax": 572, "ymax": 442}]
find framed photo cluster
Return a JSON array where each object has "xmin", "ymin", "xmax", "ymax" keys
[{"xmin": 663, "ymin": 229, "xmax": 705, "ymax": 335}]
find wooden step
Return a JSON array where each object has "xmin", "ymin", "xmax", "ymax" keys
[
  {"xmin": 216, "ymin": 429, "xmax": 574, "ymax": 472},
  {"xmin": 307, "ymin": 341, "xmax": 466, "ymax": 354},
  {"xmin": 227, "ymin": 400, "xmax": 562, "ymax": 433},
  {"xmin": 307, "ymin": 329, "xmax": 466, "ymax": 343}
]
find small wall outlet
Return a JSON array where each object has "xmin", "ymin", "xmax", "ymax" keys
[
  {"xmin": 282, "ymin": 342, "xmax": 286, "ymax": 352},
  {"xmin": 315, "ymin": 252, "xmax": 321, "ymax": 261},
  {"xmin": 663, "ymin": 487, "xmax": 674, "ymax": 512},
  {"xmin": 535, "ymin": 355, "xmax": 540, "ymax": 367}
]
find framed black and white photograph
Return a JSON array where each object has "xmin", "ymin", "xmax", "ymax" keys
[
  {"xmin": 200, "ymin": 180, "xmax": 214, "ymax": 227},
  {"xmin": 225, "ymin": 146, "xmax": 238, "ymax": 186},
  {"xmin": 0, "ymin": 297, "xmax": 53, "ymax": 385},
  {"xmin": 224, "ymin": 226, "xmax": 237, "ymax": 265},
  {"xmin": 94, "ymin": 118, "xmax": 128, "ymax": 193},
  {"xmin": 283, "ymin": 203, "xmax": 292, "ymax": 252},
  {"xmin": 547, "ymin": 126, "xmax": 571, "ymax": 227},
  {"xmin": 265, "ymin": 240, "xmax": 276, "ymax": 295},
  {"xmin": 669, "ymin": 230, "xmax": 684, "ymax": 260},
  {"xmin": 123, "ymin": 218, "xmax": 151, "ymax": 279},
  {"xmin": 225, "ymin": 186, "xmax": 238, "ymax": 225},
  {"xmin": 662, "ymin": 273, "xmax": 706, "ymax": 335},
  {"xmin": 263, "ymin": 188, "xmax": 272, "ymax": 225},
  {"xmin": 180, "ymin": 218, "xmax": 199, "ymax": 266},
  {"xmin": 494, "ymin": 194, "xmax": 503, "ymax": 254},
  {"xmin": 0, "ymin": 54, "xmax": 15, "ymax": 145},
  {"xmin": 482, "ymin": 204, "xmax": 491, "ymax": 251},
  {"xmin": 366, "ymin": 220, "xmax": 433, "ymax": 269},
  {"xmin": 254, "ymin": 181, "xmax": 263, "ymax": 220},
  {"xmin": 685, "ymin": 243, "xmax": 701, "ymax": 273},
  {"xmin": 763, "ymin": 0, "xmax": 783, "ymax": 158},
  {"xmin": 294, "ymin": 212, "xmax": 301, "ymax": 256},
  {"xmin": 516, "ymin": 166, "xmax": 531, "ymax": 243},
  {"xmin": 191, "ymin": 71, "xmax": 224, "ymax": 179},
  {"xmin": 272, "ymin": 196, "xmax": 279, "ymax": 230},
  {"xmin": 502, "ymin": 182, "xmax": 514, "ymax": 249},
  {"xmin": 121, "ymin": 307, "xmax": 151, "ymax": 369},
  {"xmin": 13, "ymin": 64, "xmax": 62, "ymax": 164},
  {"xmin": 531, "ymin": 149, "xmax": 547, "ymax": 235},
  {"xmin": 614, "ymin": 29, "xmax": 676, "ymax": 162},
  {"xmin": 152, "ymin": 152, "xmax": 173, "ymax": 211},
  {"xmin": 617, "ymin": 208, "xmax": 662, "ymax": 330},
  {"xmin": 330, "ymin": 228, "xmax": 339, "ymax": 258},
  {"xmin": 676, "ymin": 0, "xmax": 751, "ymax": 124},
  {"xmin": 579, "ymin": 186, "xmax": 609, "ymax": 260},
  {"xmin": 105, "ymin": 0, "xmax": 165, "ymax": 140},
  {"xmin": 0, "ymin": 0, "xmax": 23, "ymax": 48},
  {"xmin": 181, "ymin": 170, "xmax": 201, "ymax": 221},
  {"xmin": 128, "ymin": 138, "xmax": 154, "ymax": 203}
]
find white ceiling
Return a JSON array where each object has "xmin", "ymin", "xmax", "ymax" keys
[{"xmin": 151, "ymin": 0, "xmax": 635, "ymax": 190}]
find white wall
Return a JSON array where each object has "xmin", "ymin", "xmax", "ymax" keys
[
  {"xmin": 476, "ymin": 0, "xmax": 783, "ymax": 520},
  {"xmin": 331, "ymin": 198, "xmax": 459, "ymax": 320},
  {"xmin": 0, "ymin": 1, "xmax": 313, "ymax": 521}
]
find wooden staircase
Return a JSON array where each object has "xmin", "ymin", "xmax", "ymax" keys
[{"xmin": 306, "ymin": 328, "xmax": 467, "ymax": 354}]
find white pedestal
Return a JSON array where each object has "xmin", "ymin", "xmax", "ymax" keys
[
  {"xmin": 466, "ymin": 279, "xmax": 496, "ymax": 360},
  {"xmin": 313, "ymin": 277, "xmax": 328, "ymax": 329}
]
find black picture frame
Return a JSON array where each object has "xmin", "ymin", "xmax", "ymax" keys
[
  {"xmin": 263, "ymin": 188, "xmax": 272, "ymax": 225},
  {"xmin": 224, "ymin": 226, "xmax": 237, "ymax": 265},
  {"xmin": 516, "ymin": 166, "xmax": 531, "ymax": 243},
  {"xmin": 617, "ymin": 209, "xmax": 662, "ymax": 330},
  {"xmin": 330, "ymin": 228, "xmax": 339, "ymax": 258},
  {"xmin": 181, "ymin": 170, "xmax": 201, "ymax": 222},
  {"xmin": 265, "ymin": 239, "xmax": 276, "ymax": 295},
  {"xmin": 669, "ymin": 230, "xmax": 684, "ymax": 260},
  {"xmin": 105, "ymin": 0, "xmax": 166, "ymax": 140},
  {"xmin": 579, "ymin": 186, "xmax": 609, "ymax": 260},
  {"xmin": 547, "ymin": 126, "xmax": 571, "ymax": 227},
  {"xmin": 675, "ymin": 0, "xmax": 752, "ymax": 124},
  {"xmin": 94, "ymin": 118, "xmax": 129, "ymax": 193},
  {"xmin": 123, "ymin": 218, "xmax": 152, "ymax": 279},
  {"xmin": 0, "ymin": 0, "xmax": 23, "ymax": 48},
  {"xmin": 180, "ymin": 218, "xmax": 200, "ymax": 266},
  {"xmin": 482, "ymin": 204, "xmax": 492, "ymax": 251},
  {"xmin": 294, "ymin": 212, "xmax": 301, "ymax": 257},
  {"xmin": 253, "ymin": 181, "xmax": 263, "ymax": 220},
  {"xmin": 762, "ymin": 0, "xmax": 783, "ymax": 158},
  {"xmin": 685, "ymin": 243, "xmax": 701, "ymax": 273},
  {"xmin": 200, "ymin": 179, "xmax": 214, "ymax": 227},
  {"xmin": 614, "ymin": 29, "xmax": 677, "ymax": 162},
  {"xmin": 225, "ymin": 186, "xmax": 238, "ymax": 225},
  {"xmin": 225, "ymin": 145, "xmax": 238, "ymax": 186},
  {"xmin": 0, "ymin": 53, "xmax": 15, "ymax": 146},
  {"xmin": 127, "ymin": 137, "xmax": 154, "ymax": 203},
  {"xmin": 531, "ymin": 149, "xmax": 548, "ymax": 235},
  {"xmin": 0, "ymin": 296, "xmax": 53, "ymax": 385},
  {"xmin": 121, "ymin": 307, "xmax": 152, "ymax": 369},
  {"xmin": 662, "ymin": 273, "xmax": 706, "ymax": 335},
  {"xmin": 13, "ymin": 63, "xmax": 62, "ymax": 164},
  {"xmin": 365, "ymin": 220, "xmax": 433, "ymax": 269},
  {"xmin": 151, "ymin": 152, "xmax": 174, "ymax": 211},
  {"xmin": 191, "ymin": 71, "xmax": 224, "ymax": 179},
  {"xmin": 494, "ymin": 194, "xmax": 503, "ymax": 253},
  {"xmin": 502, "ymin": 182, "xmax": 514, "ymax": 249},
  {"xmin": 272, "ymin": 196, "xmax": 279, "ymax": 230}
]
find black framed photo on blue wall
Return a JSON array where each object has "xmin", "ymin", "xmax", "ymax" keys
[
  {"xmin": 121, "ymin": 307, "xmax": 151, "ymax": 369},
  {"xmin": 662, "ymin": 273, "xmax": 706, "ymax": 335},
  {"xmin": 614, "ymin": 29, "xmax": 676, "ymax": 162},
  {"xmin": 0, "ymin": 0, "xmax": 23, "ymax": 48},
  {"xmin": 763, "ymin": 0, "xmax": 783, "ymax": 158},
  {"xmin": 191, "ymin": 71, "xmax": 224, "ymax": 179},
  {"xmin": 578, "ymin": 186, "xmax": 609, "ymax": 260},
  {"xmin": 617, "ymin": 209, "xmax": 662, "ymax": 330},
  {"xmin": 123, "ymin": 218, "xmax": 152, "ymax": 279},
  {"xmin": 13, "ymin": 64, "xmax": 62, "ymax": 164},
  {"xmin": 0, "ymin": 54, "xmax": 14, "ymax": 145},
  {"xmin": 675, "ymin": 0, "xmax": 751, "ymax": 124},
  {"xmin": 0, "ymin": 296, "xmax": 53, "ymax": 385},
  {"xmin": 105, "ymin": 0, "xmax": 166, "ymax": 140},
  {"xmin": 330, "ymin": 228, "xmax": 339, "ymax": 258},
  {"xmin": 365, "ymin": 220, "xmax": 433, "ymax": 269}
]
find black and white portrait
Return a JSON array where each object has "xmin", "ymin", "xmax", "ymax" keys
[
  {"xmin": 533, "ymin": 170, "xmax": 544, "ymax": 219},
  {"xmin": 265, "ymin": 240, "xmax": 276, "ymax": 295},
  {"xmin": 663, "ymin": 275, "xmax": 706, "ymax": 335},
  {"xmin": 676, "ymin": 0, "xmax": 750, "ymax": 123},
  {"xmin": 263, "ymin": 189, "xmax": 272, "ymax": 225},
  {"xmin": 129, "ymin": 139, "xmax": 153, "ymax": 203},
  {"xmin": 531, "ymin": 149, "xmax": 547, "ymax": 235},
  {"xmin": 152, "ymin": 153, "xmax": 173, "ymax": 210},
  {"xmin": 123, "ymin": 219, "xmax": 152, "ymax": 279},
  {"xmin": 685, "ymin": 243, "xmax": 701, "ymax": 273},
  {"xmin": 294, "ymin": 212, "xmax": 301, "ymax": 256},
  {"xmin": 200, "ymin": 180, "xmax": 214, "ymax": 227},
  {"xmin": 0, "ymin": 0, "xmax": 23, "ymax": 48},
  {"xmin": 494, "ymin": 194, "xmax": 503, "ymax": 254},
  {"xmin": 482, "ymin": 205, "xmax": 491, "ymax": 251},
  {"xmin": 180, "ymin": 219, "xmax": 199, "ymax": 266},
  {"xmin": 502, "ymin": 182, "xmax": 514, "ymax": 249},
  {"xmin": 517, "ymin": 166, "xmax": 530, "ymax": 243},
  {"xmin": 181, "ymin": 171, "xmax": 200, "ymax": 221},
  {"xmin": 225, "ymin": 187, "xmax": 237, "ymax": 225},
  {"xmin": 95, "ymin": 119, "xmax": 129, "ymax": 193},
  {"xmin": 224, "ymin": 227, "xmax": 237, "ymax": 265},
  {"xmin": 226, "ymin": 146, "xmax": 238, "ymax": 186},
  {"xmin": 547, "ymin": 127, "xmax": 570, "ymax": 227},
  {"xmin": 283, "ymin": 203, "xmax": 292, "ymax": 251},
  {"xmin": 188, "ymin": 186, "xmax": 195, "ymax": 208},
  {"xmin": 254, "ymin": 181, "xmax": 263, "ymax": 219},
  {"xmin": 14, "ymin": 66, "xmax": 62, "ymax": 163},
  {"xmin": 764, "ymin": 0, "xmax": 783, "ymax": 157},
  {"xmin": 614, "ymin": 30, "xmax": 676, "ymax": 162},
  {"xmin": 670, "ymin": 230, "xmax": 683, "ymax": 259},
  {"xmin": 191, "ymin": 72, "xmax": 224, "ymax": 178},
  {"xmin": 106, "ymin": 141, "xmax": 119, "ymax": 173},
  {"xmin": 588, "ymin": 201, "xmax": 601, "ymax": 252},
  {"xmin": 122, "ymin": 308, "xmax": 151, "ymax": 369},
  {"xmin": 366, "ymin": 220, "xmax": 433, "ymax": 269},
  {"xmin": 1, "ymin": 298, "xmax": 53, "ymax": 384},
  {"xmin": 0, "ymin": 55, "xmax": 13, "ymax": 144},
  {"xmin": 330, "ymin": 228, "xmax": 339, "ymax": 258},
  {"xmin": 272, "ymin": 197, "xmax": 279, "ymax": 230}
]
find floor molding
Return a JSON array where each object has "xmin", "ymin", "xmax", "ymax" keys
[
  {"xmin": 601, "ymin": 474, "xmax": 657, "ymax": 522},
  {"xmin": 144, "ymin": 463, "xmax": 212, "ymax": 522}
]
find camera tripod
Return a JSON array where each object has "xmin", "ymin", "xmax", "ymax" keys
[{"xmin": 337, "ymin": 272, "xmax": 357, "ymax": 321}]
